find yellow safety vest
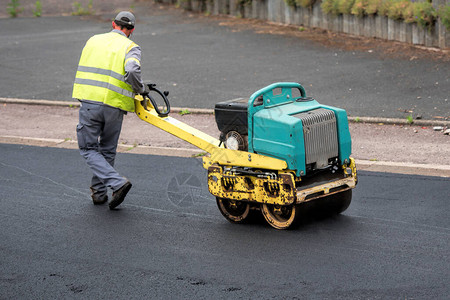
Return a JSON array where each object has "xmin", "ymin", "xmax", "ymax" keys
[{"xmin": 72, "ymin": 31, "xmax": 139, "ymax": 112}]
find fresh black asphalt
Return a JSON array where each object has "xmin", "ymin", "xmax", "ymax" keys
[
  {"xmin": 0, "ymin": 6, "xmax": 449, "ymax": 119},
  {"xmin": 1, "ymin": 5, "xmax": 449, "ymax": 298},
  {"xmin": 1, "ymin": 144, "xmax": 449, "ymax": 298}
]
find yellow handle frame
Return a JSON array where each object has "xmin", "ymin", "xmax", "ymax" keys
[{"xmin": 134, "ymin": 97, "xmax": 288, "ymax": 171}]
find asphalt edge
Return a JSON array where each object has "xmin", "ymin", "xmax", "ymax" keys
[{"xmin": 1, "ymin": 135, "xmax": 449, "ymax": 178}]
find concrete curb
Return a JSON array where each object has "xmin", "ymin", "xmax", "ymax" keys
[
  {"xmin": 347, "ymin": 116, "xmax": 450, "ymax": 127},
  {"xmin": 0, "ymin": 97, "xmax": 214, "ymax": 115},
  {"xmin": 355, "ymin": 159, "xmax": 450, "ymax": 178},
  {"xmin": 1, "ymin": 135, "xmax": 449, "ymax": 177},
  {"xmin": 1, "ymin": 97, "xmax": 449, "ymax": 126}
]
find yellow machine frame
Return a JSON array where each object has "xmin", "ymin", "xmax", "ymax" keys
[{"xmin": 135, "ymin": 97, "xmax": 357, "ymax": 207}]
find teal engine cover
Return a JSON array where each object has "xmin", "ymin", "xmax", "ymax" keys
[{"xmin": 247, "ymin": 83, "xmax": 351, "ymax": 177}]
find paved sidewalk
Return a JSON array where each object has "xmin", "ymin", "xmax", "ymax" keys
[{"xmin": 1, "ymin": 102, "xmax": 449, "ymax": 177}]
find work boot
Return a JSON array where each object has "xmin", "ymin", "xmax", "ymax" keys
[
  {"xmin": 109, "ymin": 181, "xmax": 132, "ymax": 210},
  {"xmin": 90, "ymin": 187, "xmax": 108, "ymax": 205}
]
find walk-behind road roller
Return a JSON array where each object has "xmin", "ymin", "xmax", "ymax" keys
[{"xmin": 136, "ymin": 82, "xmax": 357, "ymax": 229}]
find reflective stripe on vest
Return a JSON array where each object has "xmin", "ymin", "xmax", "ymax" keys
[
  {"xmin": 74, "ymin": 78, "xmax": 134, "ymax": 99},
  {"xmin": 74, "ymin": 65, "xmax": 134, "ymax": 98},
  {"xmin": 72, "ymin": 32, "xmax": 137, "ymax": 112},
  {"xmin": 77, "ymin": 65, "xmax": 125, "ymax": 82}
]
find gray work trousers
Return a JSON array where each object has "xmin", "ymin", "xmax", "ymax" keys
[{"xmin": 77, "ymin": 101, "xmax": 127, "ymax": 194}]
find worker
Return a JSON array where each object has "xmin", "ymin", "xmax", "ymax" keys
[{"xmin": 72, "ymin": 11, "xmax": 149, "ymax": 209}]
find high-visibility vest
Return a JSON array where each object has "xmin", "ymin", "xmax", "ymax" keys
[{"xmin": 72, "ymin": 31, "xmax": 138, "ymax": 112}]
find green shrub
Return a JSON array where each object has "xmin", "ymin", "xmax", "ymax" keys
[
  {"xmin": 386, "ymin": 0, "xmax": 410, "ymax": 21},
  {"xmin": 7, "ymin": 0, "xmax": 23, "ymax": 17},
  {"xmin": 438, "ymin": 5, "xmax": 450, "ymax": 31},
  {"xmin": 33, "ymin": 1, "xmax": 42, "ymax": 17},
  {"xmin": 377, "ymin": 0, "xmax": 393, "ymax": 16},
  {"xmin": 338, "ymin": 0, "xmax": 356, "ymax": 15},
  {"xmin": 296, "ymin": 0, "xmax": 316, "ymax": 9},
  {"xmin": 285, "ymin": 0, "xmax": 297, "ymax": 8},
  {"xmin": 321, "ymin": 0, "xmax": 340, "ymax": 15},
  {"xmin": 295, "ymin": 0, "xmax": 440, "ymax": 30},
  {"xmin": 365, "ymin": 0, "xmax": 382, "ymax": 15},
  {"xmin": 72, "ymin": 0, "xmax": 94, "ymax": 16},
  {"xmin": 413, "ymin": 1, "xmax": 436, "ymax": 28},
  {"xmin": 351, "ymin": 0, "xmax": 369, "ymax": 16},
  {"xmin": 402, "ymin": 1, "xmax": 415, "ymax": 23}
]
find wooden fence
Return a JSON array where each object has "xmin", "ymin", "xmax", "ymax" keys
[{"xmin": 157, "ymin": 0, "xmax": 449, "ymax": 49}]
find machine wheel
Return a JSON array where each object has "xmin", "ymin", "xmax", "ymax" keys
[
  {"xmin": 330, "ymin": 189, "xmax": 352, "ymax": 214},
  {"xmin": 321, "ymin": 189, "xmax": 352, "ymax": 215},
  {"xmin": 216, "ymin": 197, "xmax": 251, "ymax": 224},
  {"xmin": 261, "ymin": 203, "xmax": 298, "ymax": 230}
]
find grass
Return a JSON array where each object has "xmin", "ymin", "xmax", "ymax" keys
[
  {"xmin": 192, "ymin": 152, "xmax": 207, "ymax": 157},
  {"xmin": 406, "ymin": 114, "xmax": 414, "ymax": 125},
  {"xmin": 179, "ymin": 109, "xmax": 191, "ymax": 116},
  {"xmin": 126, "ymin": 143, "xmax": 138, "ymax": 151}
]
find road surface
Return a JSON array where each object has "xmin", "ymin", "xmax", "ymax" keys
[
  {"xmin": 1, "ymin": 144, "xmax": 449, "ymax": 299},
  {"xmin": 0, "ymin": 3, "xmax": 449, "ymax": 120}
]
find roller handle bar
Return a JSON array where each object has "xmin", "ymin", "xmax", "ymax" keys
[{"xmin": 141, "ymin": 83, "xmax": 171, "ymax": 117}]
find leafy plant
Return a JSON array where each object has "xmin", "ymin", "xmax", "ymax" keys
[
  {"xmin": 72, "ymin": 0, "xmax": 94, "ymax": 16},
  {"xmin": 338, "ymin": 0, "xmax": 356, "ymax": 15},
  {"xmin": 413, "ymin": 1, "xmax": 436, "ymax": 28},
  {"xmin": 7, "ymin": 0, "xmax": 23, "ymax": 17},
  {"xmin": 351, "ymin": 0, "xmax": 369, "ymax": 17},
  {"xmin": 318, "ymin": 0, "xmax": 438, "ymax": 29},
  {"xmin": 365, "ymin": 0, "xmax": 382, "ymax": 15},
  {"xmin": 179, "ymin": 109, "xmax": 191, "ymax": 115},
  {"xmin": 386, "ymin": 0, "xmax": 412, "ymax": 21},
  {"xmin": 438, "ymin": 5, "xmax": 450, "ymax": 31},
  {"xmin": 377, "ymin": 0, "xmax": 393, "ymax": 16},
  {"xmin": 321, "ymin": 0, "xmax": 340, "ymax": 15},
  {"xmin": 406, "ymin": 114, "xmax": 414, "ymax": 125},
  {"xmin": 402, "ymin": 2, "xmax": 415, "ymax": 23},
  {"xmin": 296, "ymin": 0, "xmax": 316, "ymax": 9},
  {"xmin": 33, "ymin": 1, "xmax": 42, "ymax": 17},
  {"xmin": 285, "ymin": 0, "xmax": 297, "ymax": 8}
]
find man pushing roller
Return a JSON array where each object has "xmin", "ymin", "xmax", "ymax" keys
[{"xmin": 73, "ymin": 11, "xmax": 149, "ymax": 209}]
